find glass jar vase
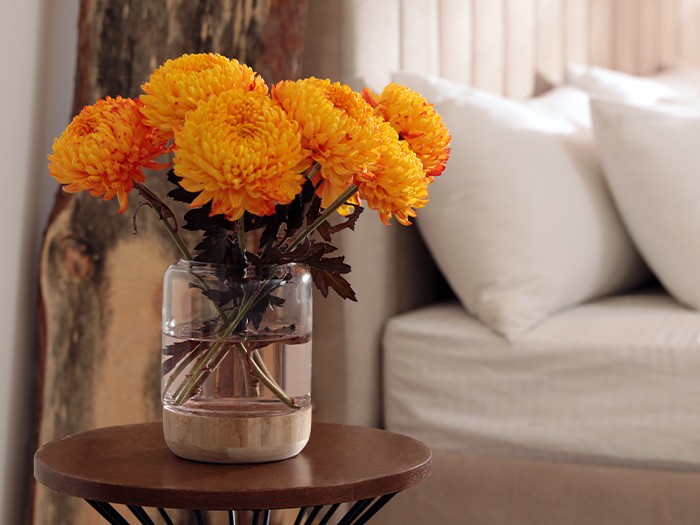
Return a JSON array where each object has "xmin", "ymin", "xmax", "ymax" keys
[{"xmin": 161, "ymin": 260, "xmax": 312, "ymax": 463}]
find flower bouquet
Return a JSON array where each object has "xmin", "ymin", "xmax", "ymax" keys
[{"xmin": 48, "ymin": 53, "xmax": 450, "ymax": 462}]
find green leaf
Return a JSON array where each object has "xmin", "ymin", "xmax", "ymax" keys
[
  {"xmin": 166, "ymin": 169, "xmax": 199, "ymax": 205},
  {"xmin": 283, "ymin": 240, "xmax": 356, "ymax": 300},
  {"xmin": 310, "ymin": 266, "xmax": 356, "ymax": 301},
  {"xmin": 285, "ymin": 181, "xmax": 319, "ymax": 241},
  {"xmin": 193, "ymin": 230, "xmax": 232, "ymax": 264},
  {"xmin": 183, "ymin": 206, "xmax": 232, "ymax": 232},
  {"xmin": 327, "ymin": 204, "xmax": 364, "ymax": 235}
]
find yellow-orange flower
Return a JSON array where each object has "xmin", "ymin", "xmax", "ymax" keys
[
  {"xmin": 272, "ymin": 77, "xmax": 381, "ymax": 208},
  {"xmin": 48, "ymin": 96, "xmax": 168, "ymax": 213},
  {"xmin": 363, "ymin": 83, "xmax": 450, "ymax": 177},
  {"xmin": 173, "ymin": 90, "xmax": 306, "ymax": 221},
  {"xmin": 356, "ymin": 122, "xmax": 429, "ymax": 226},
  {"xmin": 140, "ymin": 53, "xmax": 268, "ymax": 139}
]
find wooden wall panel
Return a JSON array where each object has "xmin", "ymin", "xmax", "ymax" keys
[
  {"xmin": 662, "ymin": 0, "xmax": 680, "ymax": 67},
  {"xmin": 638, "ymin": 0, "xmax": 661, "ymax": 73},
  {"xmin": 536, "ymin": 0, "xmax": 565, "ymax": 83},
  {"xmin": 612, "ymin": 0, "xmax": 638, "ymax": 72},
  {"xmin": 438, "ymin": 0, "xmax": 473, "ymax": 84},
  {"xmin": 400, "ymin": 0, "xmax": 440, "ymax": 76},
  {"xmin": 588, "ymin": 0, "xmax": 613, "ymax": 67},
  {"xmin": 680, "ymin": 0, "xmax": 700, "ymax": 66},
  {"xmin": 505, "ymin": 0, "xmax": 536, "ymax": 97},
  {"xmin": 564, "ymin": 0, "xmax": 589, "ymax": 65},
  {"xmin": 341, "ymin": 0, "xmax": 401, "ymax": 89},
  {"xmin": 304, "ymin": 0, "xmax": 687, "ymax": 100},
  {"xmin": 472, "ymin": 0, "xmax": 505, "ymax": 93}
]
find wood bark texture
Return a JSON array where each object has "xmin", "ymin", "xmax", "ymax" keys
[{"xmin": 32, "ymin": 1, "xmax": 308, "ymax": 524}]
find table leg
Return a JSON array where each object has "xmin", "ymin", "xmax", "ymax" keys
[
  {"xmin": 85, "ymin": 500, "xmax": 129, "ymax": 525},
  {"xmin": 351, "ymin": 494, "xmax": 397, "ymax": 525},
  {"xmin": 317, "ymin": 503, "xmax": 341, "ymax": 525},
  {"xmin": 86, "ymin": 494, "xmax": 397, "ymax": 525},
  {"xmin": 293, "ymin": 506, "xmax": 307, "ymax": 525},
  {"xmin": 302, "ymin": 505, "xmax": 324, "ymax": 524},
  {"xmin": 334, "ymin": 494, "xmax": 397, "ymax": 525},
  {"xmin": 158, "ymin": 507, "xmax": 175, "ymax": 525},
  {"xmin": 127, "ymin": 504, "xmax": 156, "ymax": 524},
  {"xmin": 337, "ymin": 499, "xmax": 373, "ymax": 525}
]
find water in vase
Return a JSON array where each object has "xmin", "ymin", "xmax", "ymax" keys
[{"xmin": 162, "ymin": 331, "xmax": 312, "ymax": 418}]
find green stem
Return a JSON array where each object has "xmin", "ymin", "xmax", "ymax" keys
[
  {"xmin": 172, "ymin": 341, "xmax": 224, "ymax": 404},
  {"xmin": 154, "ymin": 209, "xmax": 193, "ymax": 261},
  {"xmin": 171, "ymin": 290, "xmax": 255, "ymax": 404},
  {"xmin": 250, "ymin": 349, "xmax": 299, "ymax": 407},
  {"xmin": 170, "ymin": 279, "xmax": 282, "ymax": 405},
  {"xmin": 304, "ymin": 161, "xmax": 322, "ymax": 179},
  {"xmin": 134, "ymin": 182, "xmax": 191, "ymax": 259},
  {"xmin": 286, "ymin": 184, "xmax": 360, "ymax": 252},
  {"xmin": 237, "ymin": 345, "xmax": 299, "ymax": 409},
  {"xmin": 237, "ymin": 216, "xmax": 247, "ymax": 260}
]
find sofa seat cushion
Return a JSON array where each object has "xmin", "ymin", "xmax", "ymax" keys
[{"xmin": 383, "ymin": 287, "xmax": 700, "ymax": 469}]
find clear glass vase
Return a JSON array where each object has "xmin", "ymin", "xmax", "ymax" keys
[{"xmin": 161, "ymin": 260, "xmax": 313, "ymax": 463}]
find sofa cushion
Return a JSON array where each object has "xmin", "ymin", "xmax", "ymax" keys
[
  {"xmin": 591, "ymin": 98, "xmax": 700, "ymax": 310},
  {"xmin": 391, "ymin": 71, "xmax": 649, "ymax": 340},
  {"xmin": 566, "ymin": 63, "xmax": 700, "ymax": 104}
]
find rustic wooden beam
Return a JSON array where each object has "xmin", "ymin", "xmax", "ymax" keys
[{"xmin": 31, "ymin": 1, "xmax": 308, "ymax": 524}]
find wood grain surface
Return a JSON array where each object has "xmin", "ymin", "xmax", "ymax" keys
[{"xmin": 34, "ymin": 422, "xmax": 432, "ymax": 511}]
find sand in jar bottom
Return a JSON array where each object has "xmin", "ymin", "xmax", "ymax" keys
[{"xmin": 163, "ymin": 405, "xmax": 312, "ymax": 463}]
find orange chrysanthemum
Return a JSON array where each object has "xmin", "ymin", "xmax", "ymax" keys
[
  {"xmin": 356, "ymin": 122, "xmax": 429, "ymax": 226},
  {"xmin": 272, "ymin": 77, "xmax": 382, "ymax": 208},
  {"xmin": 173, "ymin": 90, "xmax": 306, "ymax": 221},
  {"xmin": 140, "ymin": 53, "xmax": 268, "ymax": 139},
  {"xmin": 48, "ymin": 96, "xmax": 168, "ymax": 213},
  {"xmin": 363, "ymin": 83, "xmax": 450, "ymax": 177}
]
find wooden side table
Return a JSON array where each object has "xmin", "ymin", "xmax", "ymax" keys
[{"xmin": 34, "ymin": 421, "xmax": 432, "ymax": 524}]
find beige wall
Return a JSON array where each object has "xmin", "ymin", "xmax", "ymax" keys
[{"xmin": 0, "ymin": 1, "xmax": 78, "ymax": 522}]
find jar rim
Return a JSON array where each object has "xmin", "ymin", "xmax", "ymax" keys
[{"xmin": 171, "ymin": 259, "xmax": 309, "ymax": 274}]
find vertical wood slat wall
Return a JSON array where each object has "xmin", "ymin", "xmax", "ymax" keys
[
  {"xmin": 303, "ymin": 0, "xmax": 688, "ymax": 97},
  {"xmin": 393, "ymin": 0, "xmax": 683, "ymax": 99}
]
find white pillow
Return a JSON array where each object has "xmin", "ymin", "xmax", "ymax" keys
[
  {"xmin": 392, "ymin": 72, "xmax": 649, "ymax": 340},
  {"xmin": 591, "ymin": 98, "xmax": 700, "ymax": 310},
  {"xmin": 566, "ymin": 63, "xmax": 700, "ymax": 104}
]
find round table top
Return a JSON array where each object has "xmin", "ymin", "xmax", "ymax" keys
[{"xmin": 34, "ymin": 421, "xmax": 432, "ymax": 510}]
